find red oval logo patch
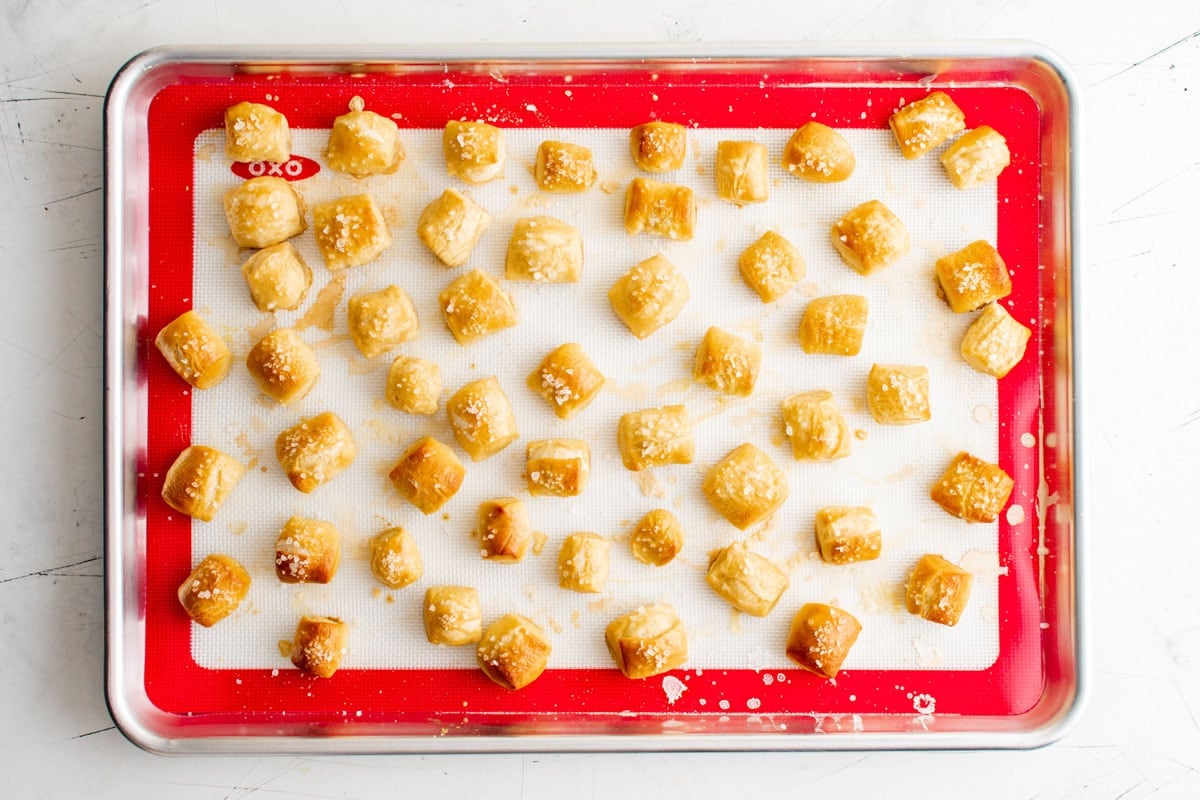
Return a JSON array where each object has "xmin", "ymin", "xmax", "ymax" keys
[{"xmin": 231, "ymin": 155, "xmax": 321, "ymax": 181}]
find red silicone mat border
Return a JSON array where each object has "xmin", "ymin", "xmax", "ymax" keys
[{"xmin": 138, "ymin": 66, "xmax": 1048, "ymax": 732}]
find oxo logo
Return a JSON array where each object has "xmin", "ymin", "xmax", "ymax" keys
[{"xmin": 231, "ymin": 155, "xmax": 321, "ymax": 181}]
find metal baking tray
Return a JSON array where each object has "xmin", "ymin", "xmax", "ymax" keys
[{"xmin": 104, "ymin": 44, "xmax": 1085, "ymax": 753}]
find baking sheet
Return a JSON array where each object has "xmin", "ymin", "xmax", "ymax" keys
[{"xmin": 107, "ymin": 48, "xmax": 1082, "ymax": 749}]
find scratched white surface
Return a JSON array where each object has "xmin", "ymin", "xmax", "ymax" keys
[{"xmin": 2, "ymin": 1, "xmax": 1198, "ymax": 798}]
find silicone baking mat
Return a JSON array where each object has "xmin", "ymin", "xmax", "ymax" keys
[{"xmin": 136, "ymin": 64, "xmax": 1048, "ymax": 733}]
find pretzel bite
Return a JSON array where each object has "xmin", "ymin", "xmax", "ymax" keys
[
  {"xmin": 347, "ymin": 284, "xmax": 419, "ymax": 359},
  {"xmin": 325, "ymin": 95, "xmax": 404, "ymax": 178},
  {"xmin": 240, "ymin": 242, "xmax": 312, "ymax": 312},
  {"xmin": 289, "ymin": 615, "xmax": 348, "ymax": 678},
  {"xmin": 476, "ymin": 614, "xmax": 551, "ymax": 690},
  {"xmin": 605, "ymin": 604, "xmax": 688, "ymax": 678},
  {"xmin": 224, "ymin": 101, "xmax": 291, "ymax": 163},
  {"xmin": 889, "ymin": 91, "xmax": 965, "ymax": 159},
  {"xmin": 274, "ymin": 516, "xmax": 341, "ymax": 584},
  {"xmin": 781, "ymin": 121, "xmax": 854, "ymax": 183},
  {"xmin": 785, "ymin": 603, "xmax": 861, "ymax": 679},
  {"xmin": 535, "ymin": 140, "xmax": 597, "ymax": 192},
  {"xmin": 312, "ymin": 193, "xmax": 391, "ymax": 270},
  {"xmin": 630, "ymin": 121, "xmax": 687, "ymax": 172},
  {"xmin": 245, "ymin": 327, "xmax": 320, "ymax": 405},
  {"xmin": 369, "ymin": 526, "xmax": 422, "ymax": 590},
  {"xmin": 609, "ymin": 254, "xmax": 690, "ymax": 339},
  {"xmin": 443, "ymin": 120, "xmax": 505, "ymax": 184},
  {"xmin": 155, "ymin": 310, "xmax": 232, "ymax": 389},
  {"xmin": 439, "ymin": 269, "xmax": 518, "ymax": 345},
  {"xmin": 701, "ymin": 443, "xmax": 788, "ymax": 530},
  {"xmin": 906, "ymin": 553, "xmax": 973, "ymax": 626},
  {"xmin": 705, "ymin": 541, "xmax": 789, "ymax": 616},
  {"xmin": 423, "ymin": 586, "xmax": 483, "ymax": 646},
  {"xmin": 527, "ymin": 343, "xmax": 605, "ymax": 420},
  {"xmin": 275, "ymin": 411, "xmax": 357, "ymax": 493},
  {"xmin": 446, "ymin": 377, "xmax": 519, "ymax": 461},
  {"xmin": 623, "ymin": 178, "xmax": 696, "ymax": 240},
  {"xmin": 738, "ymin": 231, "xmax": 804, "ymax": 303},
  {"xmin": 177, "ymin": 554, "xmax": 251, "ymax": 627},
  {"xmin": 161, "ymin": 445, "xmax": 244, "ymax": 522},
  {"xmin": 388, "ymin": 436, "xmax": 465, "ymax": 514},
  {"xmin": 475, "ymin": 497, "xmax": 532, "ymax": 562},
  {"xmin": 617, "ymin": 405, "xmax": 695, "ymax": 471},
  {"xmin": 557, "ymin": 532, "xmax": 610, "ymax": 593},
  {"xmin": 417, "ymin": 188, "xmax": 492, "ymax": 267},
  {"xmin": 831, "ymin": 200, "xmax": 910, "ymax": 276},
  {"xmin": 930, "ymin": 451, "xmax": 1014, "ymax": 523},
  {"xmin": 224, "ymin": 176, "xmax": 305, "ymax": 249}
]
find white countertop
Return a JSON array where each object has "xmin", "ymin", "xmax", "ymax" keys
[{"xmin": 2, "ymin": 0, "xmax": 1198, "ymax": 796}]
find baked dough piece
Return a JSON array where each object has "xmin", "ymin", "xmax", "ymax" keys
[
  {"xmin": 443, "ymin": 120, "xmax": 506, "ymax": 184},
  {"xmin": 224, "ymin": 101, "xmax": 291, "ymax": 163},
  {"xmin": 935, "ymin": 240, "xmax": 1012, "ymax": 313},
  {"xmin": 240, "ymin": 242, "xmax": 312, "ymax": 312},
  {"xmin": 605, "ymin": 604, "xmax": 688, "ymax": 679},
  {"xmin": 608, "ymin": 254, "xmax": 690, "ymax": 339},
  {"xmin": 289, "ymin": 615, "xmax": 348, "ymax": 678},
  {"xmin": 312, "ymin": 193, "xmax": 391, "ymax": 270},
  {"xmin": 245, "ymin": 328, "xmax": 320, "ymax": 405},
  {"xmin": 705, "ymin": 541, "xmax": 789, "ymax": 616},
  {"xmin": 505, "ymin": 216, "xmax": 583, "ymax": 283},
  {"xmin": 693, "ymin": 326, "xmax": 762, "ymax": 397},
  {"xmin": 814, "ymin": 506, "xmax": 881, "ymax": 564},
  {"xmin": 275, "ymin": 411, "xmax": 357, "ymax": 493},
  {"xmin": 780, "ymin": 390, "xmax": 852, "ymax": 462},
  {"xmin": 866, "ymin": 364, "xmax": 931, "ymax": 425},
  {"xmin": 889, "ymin": 91, "xmax": 966, "ymax": 159},
  {"xmin": 623, "ymin": 178, "xmax": 696, "ymax": 240},
  {"xmin": 423, "ymin": 586, "xmax": 483, "ymax": 646},
  {"xmin": 785, "ymin": 603, "xmax": 862, "ymax": 679},
  {"xmin": 446, "ymin": 376, "xmax": 519, "ymax": 461},
  {"xmin": 715, "ymin": 140, "xmax": 769, "ymax": 205},
  {"xmin": 781, "ymin": 121, "xmax": 855, "ymax": 183},
  {"xmin": 701, "ymin": 443, "xmax": 788, "ymax": 530},
  {"xmin": 525, "ymin": 438, "xmax": 590, "ymax": 497},
  {"xmin": 535, "ymin": 140, "xmax": 597, "ymax": 192},
  {"xmin": 557, "ymin": 532, "xmax": 610, "ymax": 593},
  {"xmin": 617, "ymin": 405, "xmax": 694, "ymax": 471},
  {"xmin": 177, "ymin": 554, "xmax": 251, "ymax": 627},
  {"xmin": 630, "ymin": 509, "xmax": 684, "ymax": 567},
  {"xmin": 941, "ymin": 126, "xmax": 1010, "ymax": 189},
  {"xmin": 161, "ymin": 445, "xmax": 245, "ymax": 522},
  {"xmin": 439, "ymin": 269, "xmax": 518, "ymax": 345},
  {"xmin": 629, "ymin": 121, "xmax": 687, "ymax": 172},
  {"xmin": 831, "ymin": 200, "xmax": 910, "ymax": 275},
  {"xmin": 325, "ymin": 96, "xmax": 404, "ymax": 178},
  {"xmin": 417, "ymin": 188, "xmax": 493, "ymax": 267},
  {"xmin": 475, "ymin": 498, "xmax": 532, "ymax": 562},
  {"xmin": 738, "ymin": 231, "xmax": 804, "ymax": 303},
  {"xmin": 388, "ymin": 436, "xmax": 465, "ymax": 514},
  {"xmin": 476, "ymin": 613, "xmax": 551, "ymax": 691},
  {"xmin": 385, "ymin": 355, "xmax": 441, "ymax": 415},
  {"xmin": 906, "ymin": 553, "xmax": 973, "ymax": 626},
  {"xmin": 799, "ymin": 294, "xmax": 868, "ymax": 356},
  {"xmin": 155, "ymin": 310, "xmax": 232, "ymax": 389},
  {"xmin": 527, "ymin": 343, "xmax": 606, "ymax": 420},
  {"xmin": 369, "ymin": 526, "xmax": 423, "ymax": 589},
  {"xmin": 224, "ymin": 177, "xmax": 306, "ymax": 249},
  {"xmin": 960, "ymin": 302, "xmax": 1032, "ymax": 378},
  {"xmin": 347, "ymin": 284, "xmax": 419, "ymax": 358},
  {"xmin": 275, "ymin": 516, "xmax": 341, "ymax": 584},
  {"xmin": 930, "ymin": 451, "xmax": 1014, "ymax": 523}
]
